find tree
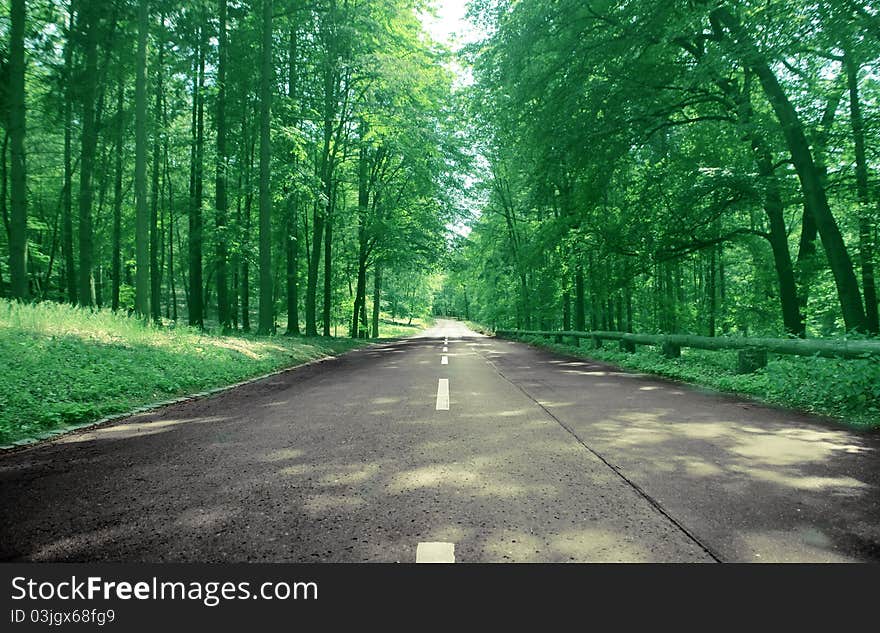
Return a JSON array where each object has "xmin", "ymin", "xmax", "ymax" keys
[
  {"xmin": 0, "ymin": 0, "xmax": 456, "ymax": 338},
  {"xmin": 188, "ymin": 14, "xmax": 205, "ymax": 328},
  {"xmin": 134, "ymin": 0, "xmax": 149, "ymax": 318},
  {"xmin": 215, "ymin": 0, "xmax": 231, "ymax": 331},
  {"xmin": 8, "ymin": 0, "xmax": 28, "ymax": 300},
  {"xmin": 257, "ymin": 0, "xmax": 273, "ymax": 335}
]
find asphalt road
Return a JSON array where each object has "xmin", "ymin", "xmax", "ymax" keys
[{"xmin": 1, "ymin": 320, "xmax": 878, "ymax": 562}]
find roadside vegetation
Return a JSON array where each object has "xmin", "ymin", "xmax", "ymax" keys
[
  {"xmin": 378, "ymin": 316, "xmax": 434, "ymax": 339},
  {"xmin": 0, "ymin": 300, "xmax": 425, "ymax": 447},
  {"xmin": 510, "ymin": 332, "xmax": 880, "ymax": 430}
]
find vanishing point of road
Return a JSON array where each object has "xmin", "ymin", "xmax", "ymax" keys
[{"xmin": 2, "ymin": 320, "xmax": 879, "ymax": 562}]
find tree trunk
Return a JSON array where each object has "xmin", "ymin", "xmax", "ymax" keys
[
  {"xmin": 306, "ymin": 202, "xmax": 323, "ymax": 336},
  {"xmin": 285, "ymin": 24, "xmax": 300, "ymax": 336},
  {"xmin": 63, "ymin": 3, "xmax": 77, "ymax": 304},
  {"xmin": 323, "ymin": 199, "xmax": 332, "ymax": 337},
  {"xmin": 112, "ymin": 72, "xmax": 124, "ymax": 311},
  {"xmin": 8, "ymin": 0, "xmax": 28, "ymax": 300},
  {"xmin": 241, "ymin": 129, "xmax": 254, "ymax": 332},
  {"xmin": 795, "ymin": 88, "xmax": 839, "ymax": 322},
  {"xmin": 753, "ymin": 138, "xmax": 804, "ymax": 337},
  {"xmin": 166, "ymin": 134, "xmax": 177, "ymax": 321},
  {"xmin": 352, "ymin": 123, "xmax": 369, "ymax": 338},
  {"xmin": 574, "ymin": 265, "xmax": 585, "ymax": 330},
  {"xmin": 257, "ymin": 0, "xmax": 274, "ymax": 335},
  {"xmin": 77, "ymin": 0, "xmax": 100, "ymax": 306},
  {"xmin": 215, "ymin": 0, "xmax": 231, "ymax": 331},
  {"xmin": 309, "ymin": 4, "xmax": 337, "ymax": 337},
  {"xmin": 134, "ymin": 0, "xmax": 150, "ymax": 318},
  {"xmin": 188, "ymin": 25, "xmax": 205, "ymax": 328},
  {"xmin": 372, "ymin": 264, "xmax": 381, "ymax": 338},
  {"xmin": 562, "ymin": 289, "xmax": 571, "ymax": 331},
  {"xmin": 845, "ymin": 48, "xmax": 879, "ymax": 334},
  {"xmin": 150, "ymin": 14, "xmax": 164, "ymax": 322},
  {"xmin": 286, "ymin": 197, "xmax": 300, "ymax": 335}
]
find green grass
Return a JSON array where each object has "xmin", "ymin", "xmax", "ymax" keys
[
  {"xmin": 376, "ymin": 315, "xmax": 433, "ymax": 339},
  {"xmin": 0, "ymin": 300, "xmax": 423, "ymax": 447},
  {"xmin": 510, "ymin": 333, "xmax": 880, "ymax": 430}
]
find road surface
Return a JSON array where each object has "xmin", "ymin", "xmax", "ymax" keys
[{"xmin": 2, "ymin": 320, "xmax": 878, "ymax": 562}]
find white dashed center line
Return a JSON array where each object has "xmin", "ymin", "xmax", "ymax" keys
[
  {"xmin": 416, "ymin": 542, "xmax": 455, "ymax": 563},
  {"xmin": 442, "ymin": 346, "xmax": 448, "ymax": 353},
  {"xmin": 441, "ymin": 355, "xmax": 448, "ymax": 365},
  {"xmin": 435, "ymin": 378, "xmax": 449, "ymax": 410}
]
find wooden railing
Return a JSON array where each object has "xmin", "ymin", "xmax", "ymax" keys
[{"xmin": 493, "ymin": 329, "xmax": 880, "ymax": 373}]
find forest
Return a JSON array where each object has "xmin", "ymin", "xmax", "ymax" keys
[
  {"xmin": 5, "ymin": 0, "xmax": 880, "ymax": 341},
  {"xmin": 0, "ymin": 0, "xmax": 458, "ymax": 336},
  {"xmin": 2, "ymin": 1, "xmax": 880, "ymax": 443},
  {"xmin": 440, "ymin": 0, "xmax": 880, "ymax": 342}
]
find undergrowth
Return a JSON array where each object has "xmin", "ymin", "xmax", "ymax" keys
[
  {"xmin": 0, "ymin": 300, "xmax": 422, "ymax": 446},
  {"xmin": 512, "ymin": 333, "xmax": 880, "ymax": 430}
]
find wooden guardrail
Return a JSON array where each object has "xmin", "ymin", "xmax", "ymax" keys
[{"xmin": 494, "ymin": 329, "xmax": 880, "ymax": 373}]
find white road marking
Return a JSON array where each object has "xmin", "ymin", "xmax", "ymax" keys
[
  {"xmin": 441, "ymin": 355, "xmax": 448, "ymax": 365},
  {"xmin": 416, "ymin": 542, "xmax": 455, "ymax": 563},
  {"xmin": 436, "ymin": 379, "xmax": 449, "ymax": 410},
  {"xmin": 443, "ymin": 346, "xmax": 448, "ymax": 352}
]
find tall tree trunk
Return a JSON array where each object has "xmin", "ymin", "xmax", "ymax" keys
[
  {"xmin": 719, "ymin": 244, "xmax": 727, "ymax": 333},
  {"xmin": 285, "ymin": 26, "xmax": 300, "ymax": 335},
  {"xmin": 257, "ymin": 0, "xmax": 274, "ymax": 335},
  {"xmin": 150, "ymin": 14, "xmax": 164, "ymax": 322},
  {"xmin": 306, "ymin": 207, "xmax": 324, "ymax": 336},
  {"xmin": 352, "ymin": 256, "xmax": 366, "ymax": 338},
  {"xmin": 286, "ymin": 198, "xmax": 300, "ymax": 335},
  {"xmin": 77, "ymin": 0, "xmax": 99, "ymax": 306},
  {"xmin": 360, "ymin": 293, "xmax": 368, "ymax": 337},
  {"xmin": 188, "ymin": 25, "xmax": 205, "ymax": 328},
  {"xmin": 134, "ymin": 0, "xmax": 150, "ymax": 318},
  {"xmin": 562, "ymin": 289, "xmax": 571, "ymax": 331},
  {"xmin": 352, "ymin": 122, "xmax": 369, "ymax": 338},
  {"xmin": 323, "ymin": 199, "xmax": 332, "ymax": 337},
  {"xmin": 1, "ymin": 132, "xmax": 8, "ymax": 294},
  {"xmin": 795, "ymin": 88, "xmax": 840, "ymax": 321},
  {"xmin": 574, "ymin": 265, "xmax": 585, "ymax": 330},
  {"xmin": 8, "ymin": 0, "xmax": 28, "ymax": 300},
  {"xmin": 845, "ymin": 48, "xmax": 879, "ymax": 334},
  {"xmin": 63, "ymin": 3, "xmax": 77, "ymax": 304},
  {"xmin": 707, "ymin": 245, "xmax": 716, "ymax": 337},
  {"xmin": 371, "ymin": 264, "xmax": 381, "ymax": 338},
  {"xmin": 241, "ymin": 130, "xmax": 254, "ymax": 332},
  {"xmin": 750, "ymin": 133, "xmax": 804, "ymax": 337},
  {"xmin": 308, "ymin": 4, "xmax": 337, "ymax": 337},
  {"xmin": 215, "ymin": 0, "xmax": 231, "ymax": 331},
  {"xmin": 112, "ymin": 72, "xmax": 124, "ymax": 312},
  {"xmin": 166, "ymin": 130, "xmax": 177, "ymax": 321}
]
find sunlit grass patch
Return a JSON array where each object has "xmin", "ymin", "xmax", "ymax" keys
[
  {"xmin": 377, "ymin": 314, "xmax": 432, "ymax": 339},
  {"xmin": 0, "ymin": 300, "xmax": 368, "ymax": 447}
]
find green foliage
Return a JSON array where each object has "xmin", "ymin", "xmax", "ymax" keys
[{"xmin": 444, "ymin": 0, "xmax": 880, "ymax": 340}]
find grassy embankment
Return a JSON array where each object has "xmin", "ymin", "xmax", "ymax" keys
[
  {"xmin": 0, "ymin": 300, "xmax": 428, "ymax": 447},
  {"xmin": 488, "ymin": 328, "xmax": 880, "ymax": 430}
]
